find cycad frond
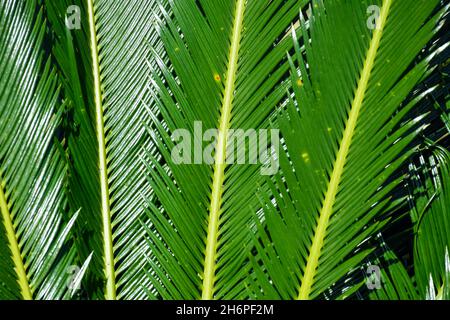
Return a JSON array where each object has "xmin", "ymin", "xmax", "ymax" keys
[
  {"xmin": 251, "ymin": 0, "xmax": 447, "ymax": 300},
  {"xmin": 144, "ymin": 0, "xmax": 309, "ymax": 300},
  {"xmin": 45, "ymin": 0, "xmax": 162, "ymax": 299},
  {"xmin": 0, "ymin": 0, "xmax": 79, "ymax": 300}
]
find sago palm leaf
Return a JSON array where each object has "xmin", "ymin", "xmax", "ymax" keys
[
  {"xmin": 0, "ymin": 0, "xmax": 82, "ymax": 300},
  {"xmin": 250, "ymin": 0, "xmax": 448, "ymax": 300},
  {"xmin": 44, "ymin": 0, "xmax": 162, "ymax": 299},
  {"xmin": 144, "ymin": 0, "xmax": 309, "ymax": 300}
]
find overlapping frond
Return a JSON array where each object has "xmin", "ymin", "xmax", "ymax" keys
[
  {"xmin": 44, "ymin": 0, "xmax": 162, "ymax": 299},
  {"xmin": 370, "ymin": 146, "xmax": 450, "ymax": 300},
  {"xmin": 250, "ymin": 0, "xmax": 447, "ymax": 300},
  {"xmin": 144, "ymin": 0, "xmax": 309, "ymax": 300},
  {"xmin": 409, "ymin": 146, "xmax": 450, "ymax": 297},
  {"xmin": 0, "ymin": 0, "xmax": 79, "ymax": 300}
]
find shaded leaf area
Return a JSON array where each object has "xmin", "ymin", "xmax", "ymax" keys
[
  {"xmin": 250, "ymin": 0, "xmax": 446, "ymax": 300},
  {"xmin": 0, "ymin": 0, "xmax": 448, "ymax": 301},
  {"xmin": 409, "ymin": 5, "xmax": 449, "ymax": 146},
  {"xmin": 0, "ymin": 0, "xmax": 78, "ymax": 300}
]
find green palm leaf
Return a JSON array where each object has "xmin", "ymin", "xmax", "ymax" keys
[
  {"xmin": 44, "ymin": 0, "xmax": 162, "ymax": 299},
  {"xmin": 144, "ymin": 0, "xmax": 309, "ymax": 300},
  {"xmin": 251, "ymin": 0, "xmax": 447, "ymax": 300},
  {"xmin": 0, "ymin": 0, "xmax": 80, "ymax": 300}
]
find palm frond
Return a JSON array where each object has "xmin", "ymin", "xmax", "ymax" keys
[
  {"xmin": 0, "ymin": 0, "xmax": 79, "ymax": 300},
  {"xmin": 44, "ymin": 0, "xmax": 162, "ymax": 299},
  {"xmin": 250, "ymin": 0, "xmax": 447, "ymax": 300},
  {"xmin": 144, "ymin": 0, "xmax": 309, "ymax": 300}
]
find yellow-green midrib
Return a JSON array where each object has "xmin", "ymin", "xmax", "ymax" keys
[
  {"xmin": 297, "ymin": 0, "xmax": 392, "ymax": 300},
  {"xmin": 201, "ymin": 0, "xmax": 246, "ymax": 300},
  {"xmin": 87, "ymin": 0, "xmax": 117, "ymax": 300},
  {"xmin": 0, "ymin": 178, "xmax": 33, "ymax": 300}
]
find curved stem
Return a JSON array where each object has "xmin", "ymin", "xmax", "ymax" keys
[{"xmin": 87, "ymin": 0, "xmax": 117, "ymax": 300}]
